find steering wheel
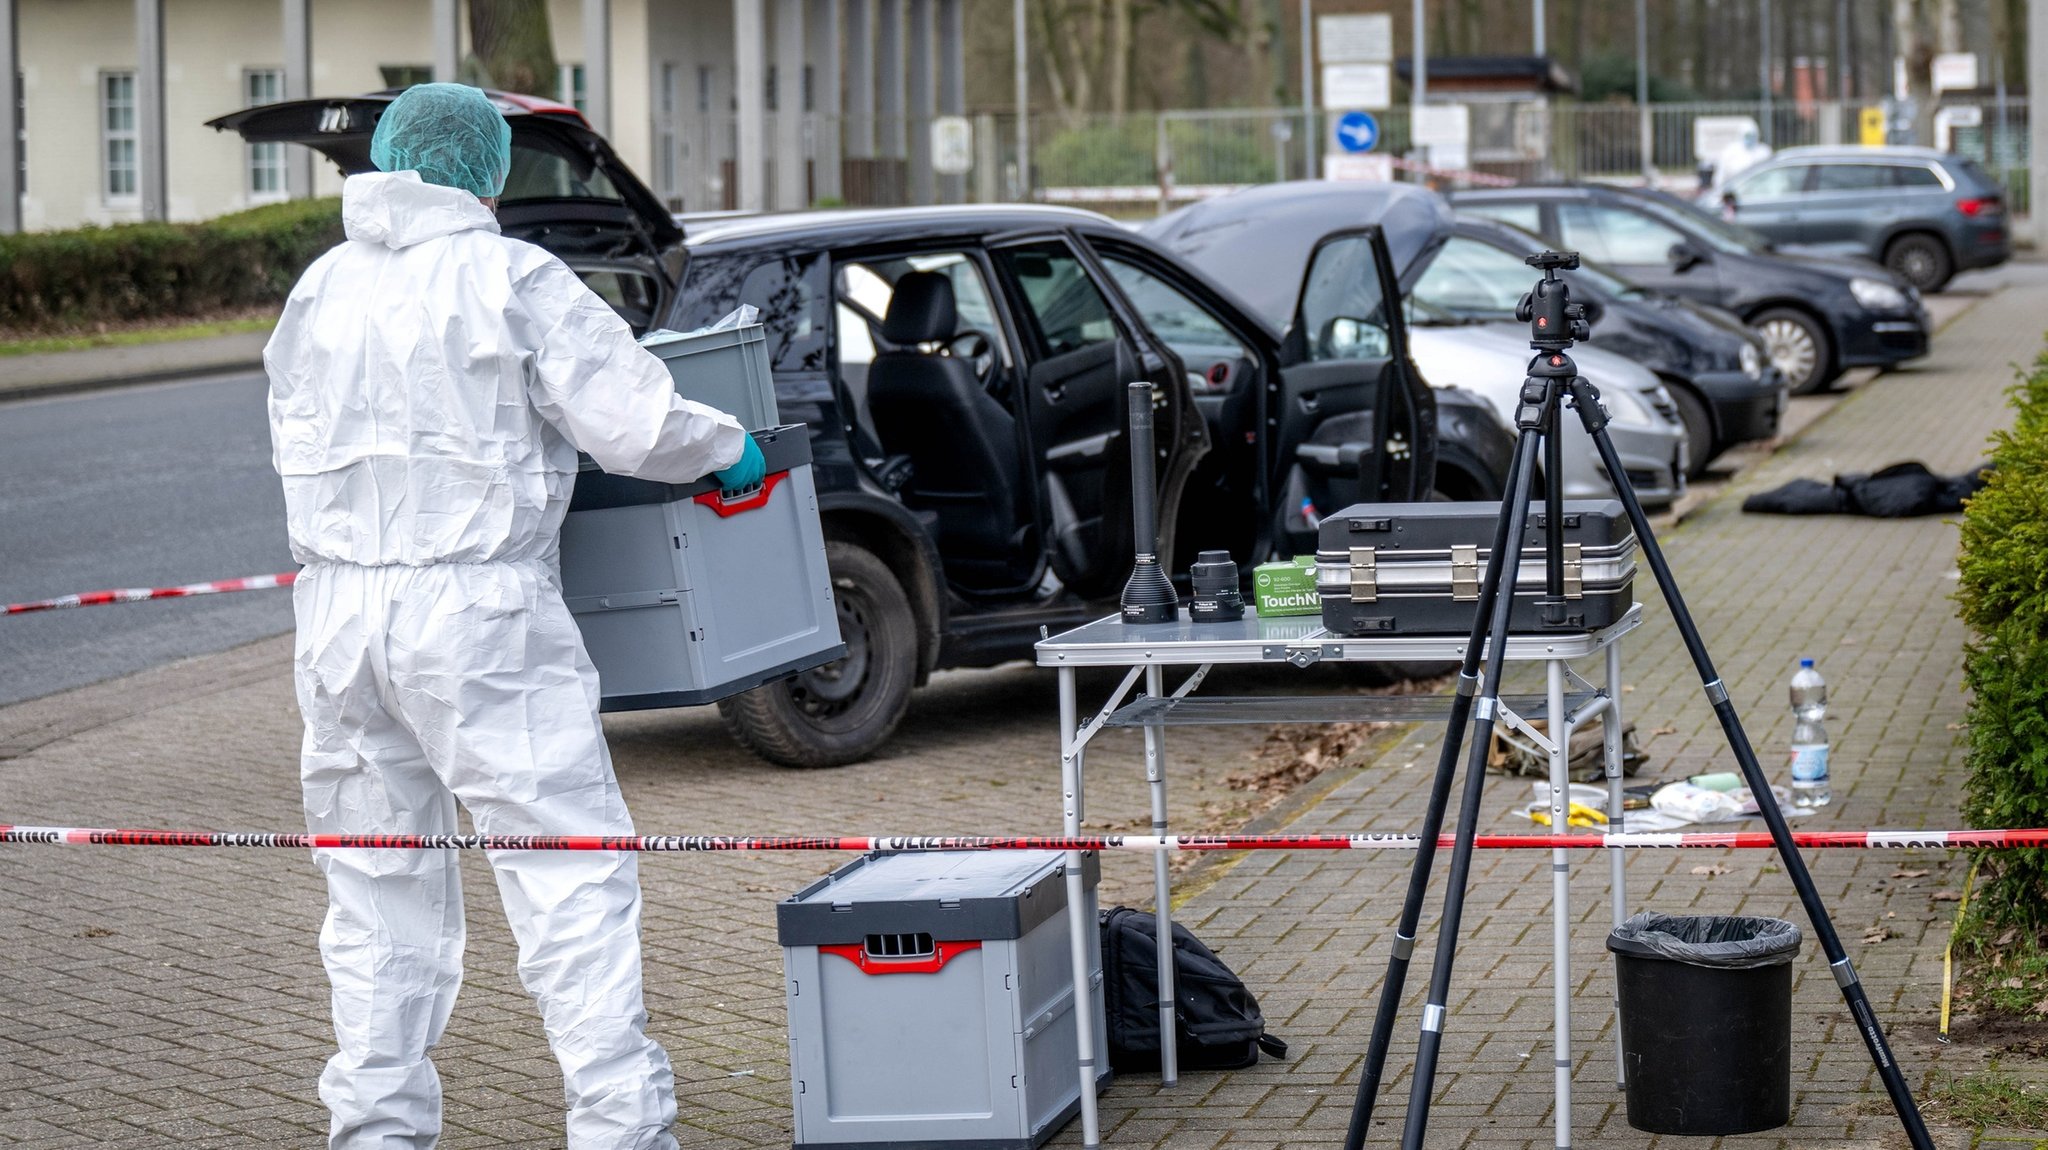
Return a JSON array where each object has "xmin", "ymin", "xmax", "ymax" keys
[{"xmin": 946, "ymin": 329, "xmax": 999, "ymax": 392}]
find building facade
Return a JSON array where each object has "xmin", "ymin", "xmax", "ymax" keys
[{"xmin": 0, "ymin": 0, "xmax": 968, "ymax": 233}]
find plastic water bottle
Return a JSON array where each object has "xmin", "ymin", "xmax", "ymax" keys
[
  {"xmin": 1788, "ymin": 659, "xmax": 1831, "ymax": 807},
  {"xmin": 1790, "ymin": 658, "xmax": 1827, "ymax": 720}
]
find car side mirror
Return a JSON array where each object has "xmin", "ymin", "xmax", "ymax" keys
[
  {"xmin": 1323, "ymin": 316, "xmax": 1390, "ymax": 359},
  {"xmin": 1668, "ymin": 242, "xmax": 1708, "ymax": 273}
]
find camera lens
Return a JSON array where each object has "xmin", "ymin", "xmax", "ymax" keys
[{"xmin": 1188, "ymin": 550, "xmax": 1245, "ymax": 623}]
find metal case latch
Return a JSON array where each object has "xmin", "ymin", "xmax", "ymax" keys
[
  {"xmin": 1348, "ymin": 547, "xmax": 1377, "ymax": 602},
  {"xmin": 1562, "ymin": 542, "xmax": 1583, "ymax": 599},
  {"xmin": 1451, "ymin": 545, "xmax": 1479, "ymax": 601}
]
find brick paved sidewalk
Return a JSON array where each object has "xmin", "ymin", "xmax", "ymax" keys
[
  {"xmin": 0, "ymin": 265, "xmax": 2039, "ymax": 1149},
  {"xmin": 1087, "ymin": 264, "xmax": 2048, "ymax": 1150}
]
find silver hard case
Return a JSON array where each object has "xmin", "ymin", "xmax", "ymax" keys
[{"xmin": 1315, "ymin": 500, "xmax": 1638, "ymax": 636}]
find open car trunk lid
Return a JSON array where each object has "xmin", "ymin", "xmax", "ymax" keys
[{"xmin": 207, "ymin": 94, "xmax": 684, "ymax": 329}]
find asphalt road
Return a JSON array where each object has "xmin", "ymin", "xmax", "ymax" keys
[{"xmin": 0, "ymin": 370, "xmax": 295, "ymax": 707}]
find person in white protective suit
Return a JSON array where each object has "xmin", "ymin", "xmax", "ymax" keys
[
  {"xmin": 265, "ymin": 83, "xmax": 764, "ymax": 1150},
  {"xmin": 1712, "ymin": 125, "xmax": 1773, "ymax": 190}
]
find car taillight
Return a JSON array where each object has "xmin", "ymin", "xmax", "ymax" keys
[{"xmin": 1957, "ymin": 197, "xmax": 2003, "ymax": 217}]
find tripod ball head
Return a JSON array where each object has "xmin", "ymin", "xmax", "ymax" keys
[{"xmin": 1515, "ymin": 250, "xmax": 1590, "ymax": 350}]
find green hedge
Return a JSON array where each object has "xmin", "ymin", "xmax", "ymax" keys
[
  {"xmin": 0, "ymin": 197, "xmax": 342, "ymax": 334},
  {"xmin": 1956, "ymin": 347, "xmax": 2048, "ymax": 930}
]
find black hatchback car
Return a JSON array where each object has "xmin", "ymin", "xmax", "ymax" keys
[
  {"xmin": 1452, "ymin": 183, "xmax": 1931, "ymax": 394},
  {"xmin": 1419, "ymin": 217, "xmax": 1786, "ymax": 476},
  {"xmin": 217, "ymin": 92, "xmax": 1515, "ymax": 767}
]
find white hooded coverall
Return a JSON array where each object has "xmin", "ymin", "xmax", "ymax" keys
[{"xmin": 266, "ymin": 170, "xmax": 744, "ymax": 1149}]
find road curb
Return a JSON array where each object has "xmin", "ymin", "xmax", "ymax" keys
[{"xmin": 0, "ymin": 330, "xmax": 269, "ymax": 404}]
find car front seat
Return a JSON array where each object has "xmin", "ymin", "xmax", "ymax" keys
[{"xmin": 866, "ymin": 271, "xmax": 1030, "ymax": 586}]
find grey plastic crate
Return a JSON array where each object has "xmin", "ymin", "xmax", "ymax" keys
[
  {"xmin": 778, "ymin": 851, "xmax": 1110, "ymax": 1150},
  {"xmin": 561, "ymin": 426, "xmax": 844, "ymax": 709},
  {"xmin": 640, "ymin": 323, "xmax": 778, "ymax": 430}
]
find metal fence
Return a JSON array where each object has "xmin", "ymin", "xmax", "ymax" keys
[{"xmin": 660, "ymin": 98, "xmax": 2032, "ymax": 219}]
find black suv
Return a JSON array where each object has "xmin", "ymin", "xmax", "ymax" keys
[
  {"xmin": 1452, "ymin": 183, "xmax": 1931, "ymax": 394},
  {"xmin": 217, "ymin": 93, "xmax": 1514, "ymax": 767}
]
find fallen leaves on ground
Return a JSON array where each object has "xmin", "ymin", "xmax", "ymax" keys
[
  {"xmin": 1690, "ymin": 863, "xmax": 1730, "ymax": 876},
  {"xmin": 1933, "ymin": 890, "xmax": 1963, "ymax": 902},
  {"xmin": 1864, "ymin": 925, "xmax": 1893, "ymax": 943},
  {"xmin": 1650, "ymin": 725, "xmax": 1679, "ymax": 736},
  {"xmin": 1893, "ymin": 869, "xmax": 1931, "ymax": 879}
]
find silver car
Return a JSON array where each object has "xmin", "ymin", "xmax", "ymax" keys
[{"xmin": 1408, "ymin": 315, "xmax": 1688, "ymax": 508}]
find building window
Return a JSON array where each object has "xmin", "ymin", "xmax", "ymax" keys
[
  {"xmin": 655, "ymin": 61, "xmax": 679, "ymax": 203},
  {"xmin": 697, "ymin": 64, "xmax": 713, "ymax": 116},
  {"xmin": 558, "ymin": 63, "xmax": 587, "ymax": 112},
  {"xmin": 245, "ymin": 69, "xmax": 286, "ymax": 198},
  {"xmin": 379, "ymin": 64, "xmax": 433, "ymax": 89},
  {"xmin": 101, "ymin": 70, "xmax": 137, "ymax": 203}
]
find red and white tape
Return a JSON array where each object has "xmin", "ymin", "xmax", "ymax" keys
[
  {"xmin": 3, "ymin": 825, "xmax": 2044, "ymax": 853},
  {"xmin": 1385, "ymin": 155, "xmax": 1520, "ymax": 188},
  {"xmin": 4, "ymin": 572, "xmax": 297, "ymax": 616}
]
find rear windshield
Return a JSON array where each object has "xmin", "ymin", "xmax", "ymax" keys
[{"xmin": 500, "ymin": 135, "xmax": 624, "ymax": 204}]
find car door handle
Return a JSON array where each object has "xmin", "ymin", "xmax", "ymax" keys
[
  {"xmin": 1296, "ymin": 442, "xmax": 1370, "ymax": 469},
  {"xmin": 1043, "ymin": 381, "xmax": 1066, "ymax": 403}
]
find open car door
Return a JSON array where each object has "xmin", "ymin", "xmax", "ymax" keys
[
  {"xmin": 206, "ymin": 95, "xmax": 683, "ymax": 333},
  {"xmin": 1272, "ymin": 227, "xmax": 1437, "ymax": 555}
]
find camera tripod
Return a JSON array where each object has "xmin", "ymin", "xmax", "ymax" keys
[{"xmin": 1337, "ymin": 252, "xmax": 1934, "ymax": 1150}]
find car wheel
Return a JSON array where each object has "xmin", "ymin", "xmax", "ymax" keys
[
  {"xmin": 1753, "ymin": 308, "xmax": 1835, "ymax": 395},
  {"xmin": 1884, "ymin": 233, "xmax": 1953, "ymax": 293},
  {"xmin": 717, "ymin": 540, "xmax": 917, "ymax": 768},
  {"xmin": 1667, "ymin": 384, "xmax": 1717, "ymax": 479}
]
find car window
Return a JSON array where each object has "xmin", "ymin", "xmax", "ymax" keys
[
  {"xmin": 1412, "ymin": 236, "xmax": 1530, "ymax": 316},
  {"xmin": 1458, "ymin": 200, "xmax": 1544, "ymax": 234},
  {"xmin": 997, "ymin": 242, "xmax": 1120, "ymax": 357},
  {"xmin": 673, "ymin": 251, "xmax": 830, "ymax": 372},
  {"xmin": 1099, "ymin": 256, "xmax": 1246, "ymax": 358},
  {"xmin": 1296, "ymin": 233, "xmax": 1393, "ymax": 362},
  {"xmin": 501, "ymin": 136, "xmax": 624, "ymax": 203},
  {"xmin": 1814, "ymin": 164, "xmax": 1890, "ymax": 191},
  {"xmin": 1893, "ymin": 164, "xmax": 1945, "ymax": 189},
  {"xmin": 1557, "ymin": 203, "xmax": 1688, "ymax": 265},
  {"xmin": 1734, "ymin": 165, "xmax": 1811, "ymax": 199}
]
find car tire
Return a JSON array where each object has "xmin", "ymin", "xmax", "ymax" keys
[
  {"xmin": 1667, "ymin": 384, "xmax": 1717, "ymax": 479},
  {"xmin": 1752, "ymin": 308, "xmax": 1836, "ymax": 395},
  {"xmin": 1884, "ymin": 233, "xmax": 1953, "ymax": 293},
  {"xmin": 717, "ymin": 540, "xmax": 917, "ymax": 768}
]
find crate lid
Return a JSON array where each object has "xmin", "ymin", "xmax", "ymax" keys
[{"xmin": 777, "ymin": 850, "xmax": 1099, "ymax": 946}]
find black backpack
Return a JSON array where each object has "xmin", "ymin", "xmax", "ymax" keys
[{"xmin": 1097, "ymin": 906, "xmax": 1288, "ymax": 1072}]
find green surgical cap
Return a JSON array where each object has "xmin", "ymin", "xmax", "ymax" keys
[{"xmin": 369, "ymin": 83, "xmax": 512, "ymax": 199}]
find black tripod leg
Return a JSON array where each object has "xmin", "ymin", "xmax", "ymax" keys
[
  {"xmin": 1341, "ymin": 428, "xmax": 1537, "ymax": 1150},
  {"xmin": 1568, "ymin": 378, "xmax": 1936, "ymax": 1150},
  {"xmin": 1397, "ymin": 412, "xmax": 1548, "ymax": 1150}
]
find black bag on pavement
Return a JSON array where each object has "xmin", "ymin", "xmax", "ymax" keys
[{"xmin": 1097, "ymin": 906, "xmax": 1287, "ymax": 1072}]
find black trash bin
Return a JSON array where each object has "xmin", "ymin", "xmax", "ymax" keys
[{"xmin": 1607, "ymin": 911, "xmax": 1803, "ymax": 1135}]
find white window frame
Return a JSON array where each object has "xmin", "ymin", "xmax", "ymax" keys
[
  {"xmin": 100, "ymin": 70, "xmax": 138, "ymax": 206},
  {"xmin": 244, "ymin": 68, "xmax": 287, "ymax": 202},
  {"xmin": 656, "ymin": 62, "xmax": 680, "ymax": 206}
]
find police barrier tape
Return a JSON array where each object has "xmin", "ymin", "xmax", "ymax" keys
[
  {"xmin": 3, "ymin": 572, "xmax": 298, "ymax": 616},
  {"xmin": 4, "ymin": 825, "xmax": 2046, "ymax": 852}
]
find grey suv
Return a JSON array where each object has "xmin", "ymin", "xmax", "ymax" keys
[{"xmin": 1716, "ymin": 146, "xmax": 2010, "ymax": 291}]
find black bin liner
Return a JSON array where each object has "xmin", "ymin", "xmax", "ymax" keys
[{"xmin": 1607, "ymin": 912, "xmax": 1803, "ymax": 1135}]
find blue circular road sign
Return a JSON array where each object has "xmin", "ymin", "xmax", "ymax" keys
[{"xmin": 1335, "ymin": 111, "xmax": 1380, "ymax": 154}]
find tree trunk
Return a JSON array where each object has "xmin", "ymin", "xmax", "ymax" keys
[
  {"xmin": 468, "ymin": 0, "xmax": 558, "ymax": 97},
  {"xmin": 1109, "ymin": 0, "xmax": 1132, "ymax": 116}
]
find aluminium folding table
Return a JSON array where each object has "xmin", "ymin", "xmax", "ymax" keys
[{"xmin": 1034, "ymin": 604, "xmax": 1643, "ymax": 1149}]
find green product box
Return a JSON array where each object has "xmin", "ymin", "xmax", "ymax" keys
[{"xmin": 1253, "ymin": 555, "xmax": 1322, "ymax": 617}]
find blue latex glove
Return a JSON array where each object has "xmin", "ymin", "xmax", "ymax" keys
[{"xmin": 713, "ymin": 434, "xmax": 766, "ymax": 494}]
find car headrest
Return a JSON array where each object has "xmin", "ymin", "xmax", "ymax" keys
[{"xmin": 881, "ymin": 271, "xmax": 958, "ymax": 345}]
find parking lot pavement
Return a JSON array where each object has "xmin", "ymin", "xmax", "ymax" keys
[
  {"xmin": 0, "ymin": 263, "xmax": 2039, "ymax": 1148},
  {"xmin": 1085, "ymin": 259, "xmax": 2048, "ymax": 1150}
]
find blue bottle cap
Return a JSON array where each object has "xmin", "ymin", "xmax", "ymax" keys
[{"xmin": 1799, "ymin": 658, "xmax": 1815, "ymax": 668}]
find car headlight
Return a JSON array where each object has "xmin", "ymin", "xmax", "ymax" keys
[
  {"xmin": 1850, "ymin": 277, "xmax": 1909, "ymax": 312},
  {"xmin": 1738, "ymin": 341, "xmax": 1763, "ymax": 381}
]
